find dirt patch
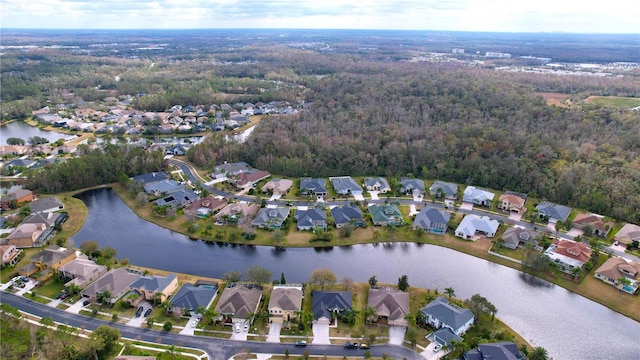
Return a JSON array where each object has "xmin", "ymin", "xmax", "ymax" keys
[{"xmin": 536, "ymin": 92, "xmax": 570, "ymax": 107}]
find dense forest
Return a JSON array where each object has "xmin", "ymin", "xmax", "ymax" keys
[{"xmin": 25, "ymin": 144, "xmax": 166, "ymax": 193}]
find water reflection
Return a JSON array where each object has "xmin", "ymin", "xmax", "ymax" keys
[{"xmin": 518, "ymin": 273, "xmax": 554, "ymax": 288}]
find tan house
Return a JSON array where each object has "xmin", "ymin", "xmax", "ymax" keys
[
  {"xmin": 498, "ymin": 192, "xmax": 527, "ymax": 214},
  {"xmin": 127, "ymin": 273, "xmax": 179, "ymax": 305},
  {"xmin": 6, "ymin": 223, "xmax": 47, "ymax": 248},
  {"xmin": 261, "ymin": 178, "xmax": 294, "ymax": 195},
  {"xmin": 230, "ymin": 170, "xmax": 270, "ymax": 189},
  {"xmin": 18, "ymin": 246, "xmax": 76, "ymax": 279},
  {"xmin": 58, "ymin": 256, "xmax": 108, "ymax": 289},
  {"xmin": 183, "ymin": 196, "xmax": 227, "ymax": 217},
  {"xmin": 0, "ymin": 244, "xmax": 22, "ymax": 267},
  {"xmin": 215, "ymin": 203, "xmax": 259, "ymax": 224},
  {"xmin": 82, "ymin": 268, "xmax": 141, "ymax": 304},
  {"xmin": 215, "ymin": 284, "xmax": 262, "ymax": 323},
  {"xmin": 594, "ymin": 257, "xmax": 640, "ymax": 294},
  {"xmin": 0, "ymin": 189, "xmax": 34, "ymax": 210},
  {"xmin": 573, "ymin": 214, "xmax": 613, "ymax": 237},
  {"xmin": 268, "ymin": 286, "xmax": 303, "ymax": 324},
  {"xmin": 367, "ymin": 287, "xmax": 410, "ymax": 327},
  {"xmin": 614, "ymin": 224, "xmax": 640, "ymax": 245}
]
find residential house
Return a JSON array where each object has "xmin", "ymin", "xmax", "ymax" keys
[
  {"xmin": 312, "ymin": 291, "xmax": 352, "ymax": 325},
  {"xmin": 251, "ymin": 208, "xmax": 290, "ymax": 229},
  {"xmin": 126, "ymin": 273, "xmax": 179, "ymax": 305},
  {"xmin": 420, "ymin": 297, "xmax": 475, "ymax": 336},
  {"xmin": 21, "ymin": 212, "xmax": 66, "ymax": 228},
  {"xmin": 230, "ymin": 170, "xmax": 271, "ymax": 189},
  {"xmin": 329, "ymin": 176, "xmax": 363, "ymax": 196},
  {"xmin": 58, "ymin": 256, "xmax": 108, "ymax": 289},
  {"xmin": 261, "ymin": 178, "xmax": 294, "ymax": 195},
  {"xmin": 614, "ymin": 224, "xmax": 640, "ymax": 245},
  {"xmin": 28, "ymin": 197, "xmax": 64, "ymax": 214},
  {"xmin": 498, "ymin": 191, "xmax": 527, "ymax": 214},
  {"xmin": 0, "ymin": 244, "xmax": 22, "ymax": 267},
  {"xmin": 214, "ymin": 284, "xmax": 262, "ymax": 323},
  {"xmin": 215, "ymin": 202, "xmax": 259, "ymax": 225},
  {"xmin": 7, "ymin": 158, "xmax": 37, "ymax": 169},
  {"xmin": 211, "ymin": 162, "xmax": 251, "ymax": 180},
  {"xmin": 169, "ymin": 283, "xmax": 218, "ymax": 317},
  {"xmin": 413, "ymin": 207, "xmax": 450, "ymax": 234},
  {"xmin": 183, "ymin": 196, "xmax": 227, "ymax": 218},
  {"xmin": 455, "ymin": 215, "xmax": 500, "ymax": 239},
  {"xmin": 544, "ymin": 239, "xmax": 593, "ymax": 274},
  {"xmin": 594, "ymin": 257, "xmax": 640, "ymax": 294},
  {"xmin": 154, "ymin": 189, "xmax": 199, "ymax": 209},
  {"xmin": 367, "ymin": 287, "xmax": 410, "ymax": 327},
  {"xmin": 268, "ymin": 285, "xmax": 303, "ymax": 324},
  {"xmin": 536, "ymin": 201, "xmax": 571, "ymax": 223},
  {"xmin": 0, "ymin": 189, "xmax": 34, "ymax": 210},
  {"xmin": 429, "ymin": 180, "xmax": 458, "ymax": 200},
  {"xmin": 143, "ymin": 179, "xmax": 184, "ymax": 196},
  {"xmin": 82, "ymin": 268, "xmax": 141, "ymax": 304},
  {"xmin": 464, "ymin": 342, "xmax": 526, "ymax": 360},
  {"xmin": 369, "ymin": 204, "xmax": 403, "ymax": 226},
  {"xmin": 330, "ymin": 206, "xmax": 365, "ymax": 228},
  {"xmin": 6, "ymin": 223, "xmax": 48, "ymax": 248},
  {"xmin": 294, "ymin": 208, "xmax": 327, "ymax": 231},
  {"xmin": 501, "ymin": 227, "xmax": 543, "ymax": 250},
  {"xmin": 300, "ymin": 177, "xmax": 328, "ymax": 196},
  {"xmin": 462, "ymin": 186, "xmax": 495, "ymax": 207},
  {"xmin": 0, "ymin": 145, "xmax": 28, "ymax": 156},
  {"xmin": 363, "ymin": 177, "xmax": 391, "ymax": 193},
  {"xmin": 399, "ymin": 178, "xmax": 425, "ymax": 197},
  {"xmin": 573, "ymin": 214, "xmax": 612, "ymax": 237},
  {"xmin": 427, "ymin": 328, "xmax": 463, "ymax": 350},
  {"xmin": 18, "ymin": 245, "xmax": 76, "ymax": 278}
]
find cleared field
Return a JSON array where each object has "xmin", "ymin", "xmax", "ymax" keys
[
  {"xmin": 585, "ymin": 96, "xmax": 640, "ymax": 108},
  {"xmin": 536, "ymin": 92, "xmax": 571, "ymax": 107}
]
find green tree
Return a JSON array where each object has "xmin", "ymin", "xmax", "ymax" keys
[
  {"xmin": 6, "ymin": 137, "xmax": 25, "ymax": 145},
  {"xmin": 280, "ymin": 272, "xmax": 287, "ymax": 285},
  {"xmin": 528, "ymin": 346, "xmax": 549, "ymax": 360},
  {"xmin": 365, "ymin": 305, "xmax": 377, "ymax": 325},
  {"xmin": 368, "ymin": 275, "xmax": 378, "ymax": 288},
  {"xmin": 97, "ymin": 289, "xmax": 112, "ymax": 304},
  {"xmin": 79, "ymin": 240, "xmax": 100, "ymax": 257},
  {"xmin": 89, "ymin": 325, "xmax": 121, "ymax": 358},
  {"xmin": 163, "ymin": 321, "xmax": 173, "ymax": 331},
  {"xmin": 398, "ymin": 274, "xmax": 409, "ymax": 291},
  {"xmin": 308, "ymin": 268, "xmax": 337, "ymax": 290},
  {"xmin": 223, "ymin": 270, "xmax": 243, "ymax": 282},
  {"xmin": 246, "ymin": 265, "xmax": 272, "ymax": 285},
  {"xmin": 445, "ymin": 287, "xmax": 455, "ymax": 300},
  {"xmin": 464, "ymin": 294, "xmax": 498, "ymax": 321}
]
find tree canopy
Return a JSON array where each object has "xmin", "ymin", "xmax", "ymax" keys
[{"xmin": 308, "ymin": 268, "xmax": 337, "ymax": 290}]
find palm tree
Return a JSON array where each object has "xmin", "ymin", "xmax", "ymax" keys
[
  {"xmin": 617, "ymin": 277, "xmax": 632, "ymax": 291},
  {"xmin": 365, "ymin": 305, "xmax": 377, "ymax": 325},
  {"xmin": 152, "ymin": 292, "xmax": 164, "ymax": 305},
  {"xmin": 97, "ymin": 289, "xmax": 112, "ymax": 304},
  {"xmin": 404, "ymin": 311, "xmax": 417, "ymax": 326},
  {"xmin": 528, "ymin": 346, "xmax": 549, "ymax": 360},
  {"xmin": 444, "ymin": 287, "xmax": 455, "ymax": 300}
]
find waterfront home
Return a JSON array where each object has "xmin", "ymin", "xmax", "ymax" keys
[
  {"xmin": 215, "ymin": 284, "xmax": 262, "ymax": 323},
  {"xmin": 501, "ymin": 227, "xmax": 543, "ymax": 249},
  {"xmin": 143, "ymin": 179, "xmax": 184, "ymax": 196},
  {"xmin": 413, "ymin": 207, "xmax": 450, "ymax": 234},
  {"xmin": 294, "ymin": 208, "xmax": 327, "ymax": 231},
  {"xmin": 367, "ymin": 287, "xmax": 410, "ymax": 326},
  {"xmin": 215, "ymin": 202, "xmax": 259, "ymax": 224},
  {"xmin": 58, "ymin": 255, "xmax": 108, "ymax": 289},
  {"xmin": 169, "ymin": 283, "xmax": 218, "ymax": 317},
  {"xmin": 464, "ymin": 342, "xmax": 526, "ymax": 360},
  {"xmin": 462, "ymin": 186, "xmax": 495, "ymax": 207},
  {"xmin": 429, "ymin": 180, "xmax": 458, "ymax": 200},
  {"xmin": 544, "ymin": 239, "xmax": 593, "ymax": 274},
  {"xmin": 127, "ymin": 273, "xmax": 179, "ymax": 305},
  {"xmin": 312, "ymin": 291, "xmax": 352, "ymax": 325},
  {"xmin": 594, "ymin": 257, "xmax": 640, "ymax": 294},
  {"xmin": 420, "ymin": 297, "xmax": 475, "ymax": 336},
  {"xmin": 133, "ymin": 172, "xmax": 170, "ymax": 185},
  {"xmin": 153, "ymin": 189, "xmax": 199, "ymax": 209},
  {"xmin": 363, "ymin": 177, "xmax": 391, "ymax": 193},
  {"xmin": 261, "ymin": 178, "xmax": 294, "ymax": 195},
  {"xmin": 330, "ymin": 205, "xmax": 365, "ymax": 228},
  {"xmin": 6, "ymin": 223, "xmax": 48, "ymax": 248},
  {"xmin": 183, "ymin": 196, "xmax": 227, "ymax": 217},
  {"xmin": 21, "ymin": 212, "xmax": 66, "ymax": 228},
  {"xmin": 536, "ymin": 201, "xmax": 571, "ymax": 223},
  {"xmin": 426, "ymin": 328, "xmax": 463, "ymax": 352},
  {"xmin": 28, "ymin": 197, "xmax": 64, "ymax": 214},
  {"xmin": 251, "ymin": 208, "xmax": 290, "ymax": 229},
  {"xmin": 614, "ymin": 223, "xmax": 640, "ymax": 245},
  {"xmin": 498, "ymin": 191, "xmax": 527, "ymax": 213},
  {"xmin": 0, "ymin": 244, "xmax": 22, "ymax": 267},
  {"xmin": 455, "ymin": 215, "xmax": 500, "ymax": 239},
  {"xmin": 268, "ymin": 285, "xmax": 303, "ymax": 324},
  {"xmin": 369, "ymin": 204, "xmax": 403, "ymax": 226},
  {"xmin": 399, "ymin": 178, "xmax": 425, "ymax": 197},
  {"xmin": 18, "ymin": 246, "xmax": 77, "ymax": 280},
  {"xmin": 82, "ymin": 268, "xmax": 141, "ymax": 304},
  {"xmin": 300, "ymin": 177, "xmax": 328, "ymax": 196},
  {"xmin": 328, "ymin": 176, "xmax": 363, "ymax": 196}
]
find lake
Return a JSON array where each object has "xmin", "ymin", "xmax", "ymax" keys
[{"xmin": 1, "ymin": 121, "xmax": 76, "ymax": 145}]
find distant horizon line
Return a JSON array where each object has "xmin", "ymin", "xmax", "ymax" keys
[{"xmin": 1, "ymin": 27, "xmax": 638, "ymax": 36}]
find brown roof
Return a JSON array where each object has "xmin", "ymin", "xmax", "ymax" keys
[
  {"xmin": 573, "ymin": 214, "xmax": 610, "ymax": 233},
  {"xmin": 595, "ymin": 257, "xmax": 640, "ymax": 280},
  {"xmin": 499, "ymin": 194, "xmax": 525, "ymax": 207},
  {"xmin": 236, "ymin": 170, "xmax": 270, "ymax": 187},
  {"xmin": 614, "ymin": 224, "xmax": 640, "ymax": 245},
  {"xmin": 367, "ymin": 287, "xmax": 410, "ymax": 326},
  {"xmin": 261, "ymin": 178, "xmax": 294, "ymax": 194},
  {"xmin": 268, "ymin": 287, "xmax": 303, "ymax": 312},
  {"xmin": 214, "ymin": 285, "xmax": 262, "ymax": 320},
  {"xmin": 553, "ymin": 240, "xmax": 593, "ymax": 263},
  {"xmin": 184, "ymin": 196, "xmax": 227, "ymax": 213}
]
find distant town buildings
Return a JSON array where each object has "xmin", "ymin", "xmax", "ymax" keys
[
  {"xmin": 485, "ymin": 52, "xmax": 512, "ymax": 58},
  {"xmin": 452, "ymin": 48, "xmax": 465, "ymax": 54}
]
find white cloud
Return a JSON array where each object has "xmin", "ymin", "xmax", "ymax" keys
[{"xmin": 0, "ymin": 0, "xmax": 638, "ymax": 33}]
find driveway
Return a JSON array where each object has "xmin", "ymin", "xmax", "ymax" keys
[
  {"xmin": 508, "ymin": 212, "xmax": 523, "ymax": 221},
  {"xmin": 369, "ymin": 191, "xmax": 380, "ymax": 200},
  {"xmin": 15, "ymin": 279, "xmax": 38, "ymax": 296},
  {"xmin": 352, "ymin": 192, "xmax": 365, "ymax": 201},
  {"xmin": 567, "ymin": 228, "xmax": 584, "ymax": 237},
  {"xmin": 311, "ymin": 322, "xmax": 330, "ymax": 344},
  {"xmin": 66, "ymin": 298, "xmax": 88, "ymax": 314},
  {"xmin": 421, "ymin": 341, "xmax": 448, "ymax": 360},
  {"xmin": 269, "ymin": 194, "xmax": 282, "ymax": 201},
  {"xmin": 230, "ymin": 320, "xmax": 250, "ymax": 340},
  {"xmin": 388, "ymin": 325, "xmax": 406, "ymax": 345},
  {"xmin": 409, "ymin": 204, "xmax": 419, "ymax": 216},
  {"xmin": 266, "ymin": 322, "xmax": 282, "ymax": 343},
  {"xmin": 126, "ymin": 301, "xmax": 152, "ymax": 327},
  {"xmin": 180, "ymin": 314, "xmax": 202, "ymax": 335},
  {"xmin": 460, "ymin": 202, "xmax": 474, "ymax": 210}
]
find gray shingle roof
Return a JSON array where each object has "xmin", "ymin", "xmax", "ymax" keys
[
  {"xmin": 132, "ymin": 172, "xmax": 169, "ymax": 184},
  {"xmin": 330, "ymin": 206, "xmax": 364, "ymax": 227},
  {"xmin": 536, "ymin": 201, "xmax": 572, "ymax": 222},
  {"xmin": 329, "ymin": 177, "xmax": 362, "ymax": 195},
  {"xmin": 429, "ymin": 180, "xmax": 458, "ymax": 198},
  {"xmin": 294, "ymin": 208, "xmax": 327, "ymax": 229},
  {"xmin": 214, "ymin": 284, "xmax": 262, "ymax": 319},
  {"xmin": 300, "ymin": 178, "xmax": 328, "ymax": 195},
  {"xmin": 413, "ymin": 207, "xmax": 450, "ymax": 230},
  {"xmin": 170, "ymin": 284, "xmax": 217, "ymax": 312},
  {"xmin": 421, "ymin": 297, "xmax": 475, "ymax": 332},
  {"xmin": 251, "ymin": 208, "xmax": 290, "ymax": 228},
  {"xmin": 399, "ymin": 178, "xmax": 425, "ymax": 194},
  {"xmin": 130, "ymin": 273, "xmax": 177, "ymax": 293},
  {"xmin": 28, "ymin": 197, "xmax": 64, "ymax": 213},
  {"xmin": 312, "ymin": 291, "xmax": 352, "ymax": 320}
]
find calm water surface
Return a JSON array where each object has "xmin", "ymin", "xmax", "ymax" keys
[
  {"xmin": 72, "ymin": 188, "xmax": 640, "ymax": 360},
  {"xmin": 1, "ymin": 121, "xmax": 75, "ymax": 144}
]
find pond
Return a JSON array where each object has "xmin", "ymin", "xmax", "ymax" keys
[{"xmin": 1, "ymin": 121, "xmax": 76, "ymax": 145}]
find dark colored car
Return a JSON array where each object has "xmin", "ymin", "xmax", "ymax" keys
[
  {"xmin": 144, "ymin": 308, "xmax": 152, "ymax": 317},
  {"xmin": 83, "ymin": 299, "xmax": 91, "ymax": 306},
  {"xmin": 344, "ymin": 342, "xmax": 357, "ymax": 349},
  {"xmin": 135, "ymin": 307, "xmax": 143, "ymax": 317},
  {"xmin": 294, "ymin": 340, "xmax": 307, "ymax": 347}
]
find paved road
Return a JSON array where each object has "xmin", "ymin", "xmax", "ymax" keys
[{"xmin": 1, "ymin": 292, "xmax": 422, "ymax": 360}]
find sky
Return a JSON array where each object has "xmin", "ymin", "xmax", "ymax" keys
[{"xmin": 1, "ymin": 0, "xmax": 639, "ymax": 33}]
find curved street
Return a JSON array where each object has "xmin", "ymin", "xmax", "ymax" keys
[{"xmin": 1, "ymin": 292, "xmax": 423, "ymax": 360}]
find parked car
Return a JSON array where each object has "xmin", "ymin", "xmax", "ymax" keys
[
  {"xmin": 234, "ymin": 323, "xmax": 241, "ymax": 333},
  {"xmin": 144, "ymin": 308, "xmax": 152, "ymax": 317},
  {"xmin": 433, "ymin": 344, "xmax": 442, "ymax": 352},
  {"xmin": 191, "ymin": 320, "xmax": 198, "ymax": 328},
  {"xmin": 344, "ymin": 342, "xmax": 357, "ymax": 349},
  {"xmin": 243, "ymin": 322, "xmax": 250, "ymax": 331},
  {"xmin": 83, "ymin": 299, "xmax": 91, "ymax": 306},
  {"xmin": 614, "ymin": 241, "xmax": 620, "ymax": 246},
  {"xmin": 359, "ymin": 343, "xmax": 370, "ymax": 349},
  {"xmin": 135, "ymin": 307, "xmax": 143, "ymax": 317},
  {"xmin": 294, "ymin": 340, "xmax": 307, "ymax": 347}
]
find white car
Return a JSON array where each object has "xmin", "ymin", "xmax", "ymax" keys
[
  {"xmin": 433, "ymin": 344, "xmax": 442, "ymax": 352},
  {"xmin": 234, "ymin": 323, "xmax": 241, "ymax": 333},
  {"xmin": 191, "ymin": 320, "xmax": 197, "ymax": 328}
]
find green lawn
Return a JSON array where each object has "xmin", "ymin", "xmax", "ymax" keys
[
  {"xmin": 32, "ymin": 279, "xmax": 65, "ymax": 299},
  {"xmin": 587, "ymin": 96, "xmax": 640, "ymax": 108}
]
